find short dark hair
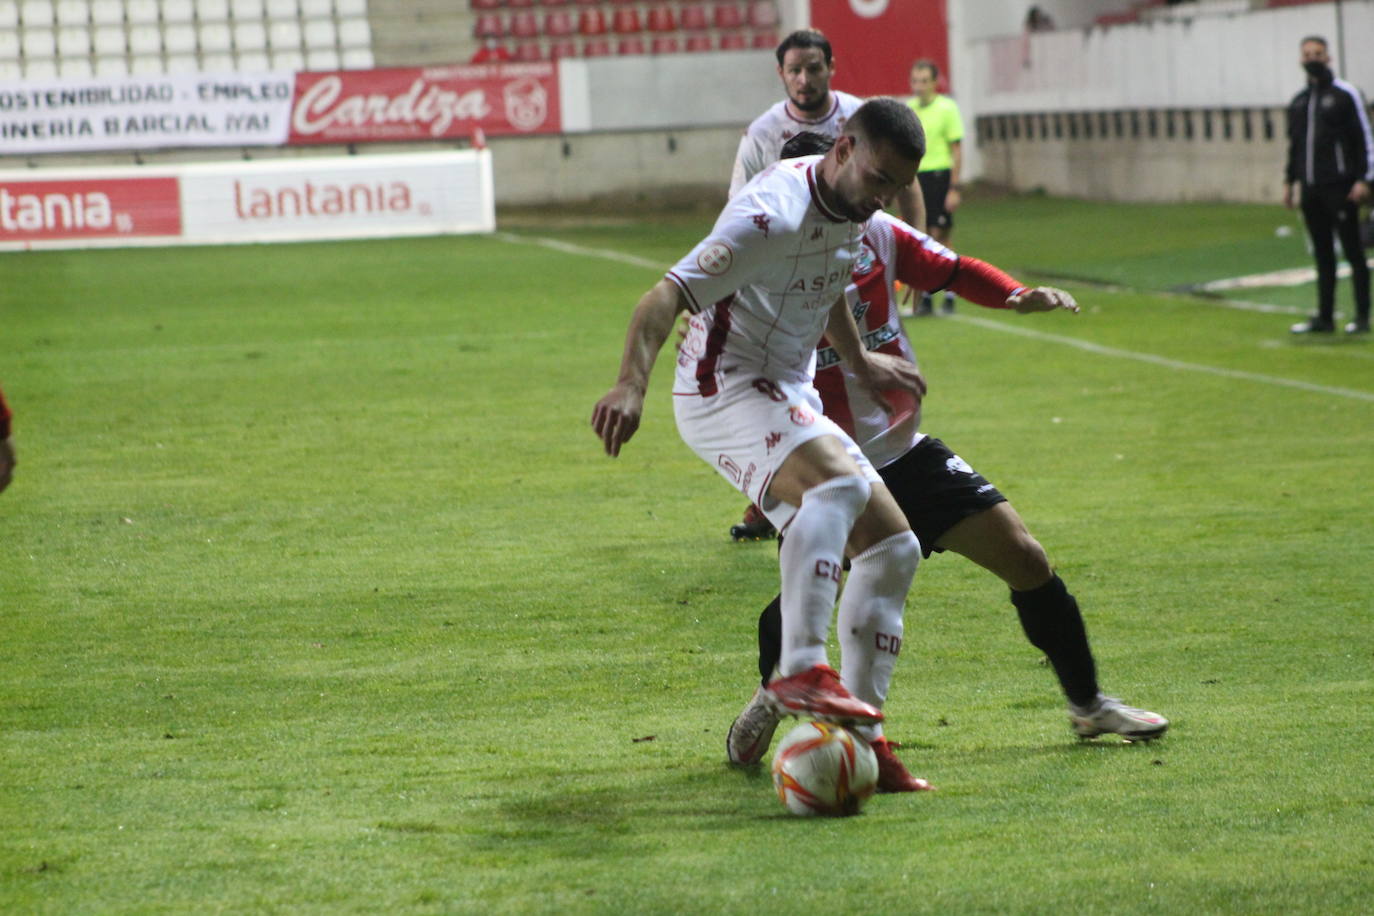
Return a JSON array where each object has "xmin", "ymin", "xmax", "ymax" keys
[
  {"xmin": 911, "ymin": 59, "xmax": 940, "ymax": 81},
  {"xmin": 1300, "ymin": 35, "xmax": 1328, "ymax": 49},
  {"xmin": 776, "ymin": 29, "xmax": 832, "ymax": 67},
  {"xmin": 847, "ymin": 97, "xmax": 926, "ymax": 164},
  {"xmin": 780, "ymin": 131, "xmax": 835, "ymax": 160}
]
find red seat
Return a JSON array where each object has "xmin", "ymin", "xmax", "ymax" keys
[
  {"xmin": 718, "ymin": 31, "xmax": 747, "ymax": 51},
  {"xmin": 646, "ymin": 4, "xmax": 675, "ymax": 32},
  {"xmin": 685, "ymin": 33, "xmax": 712, "ymax": 52},
  {"xmin": 513, "ymin": 40, "xmax": 543, "ymax": 60},
  {"xmin": 539, "ymin": 0, "xmax": 568, "ymax": 5},
  {"xmin": 583, "ymin": 37, "xmax": 612, "ymax": 56},
  {"xmin": 573, "ymin": 0, "xmax": 600, "ymax": 5},
  {"xmin": 612, "ymin": 8, "xmax": 641, "ymax": 33},
  {"xmin": 617, "ymin": 36, "xmax": 647, "ymax": 55},
  {"xmin": 510, "ymin": 11, "xmax": 539, "ymax": 38},
  {"xmin": 680, "ymin": 4, "xmax": 709, "ymax": 30},
  {"xmin": 713, "ymin": 2, "xmax": 744, "ymax": 30},
  {"xmin": 751, "ymin": 30, "xmax": 776, "ymax": 49},
  {"xmin": 544, "ymin": 10, "xmax": 574, "ymax": 36},
  {"xmin": 507, "ymin": 0, "xmax": 534, "ymax": 6},
  {"xmin": 471, "ymin": 0, "xmax": 503, "ymax": 10},
  {"xmin": 651, "ymin": 35, "xmax": 680, "ymax": 54},
  {"xmin": 473, "ymin": 13, "xmax": 505, "ymax": 37},
  {"xmin": 549, "ymin": 38, "xmax": 577, "ymax": 57},
  {"xmin": 747, "ymin": 0, "xmax": 777, "ymax": 28},
  {"xmin": 577, "ymin": 7, "xmax": 606, "ymax": 35}
]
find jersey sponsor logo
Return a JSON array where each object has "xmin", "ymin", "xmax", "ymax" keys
[
  {"xmin": 945, "ymin": 455, "xmax": 974, "ymax": 475},
  {"xmin": 787, "ymin": 268, "xmax": 848, "ymax": 294},
  {"xmin": 764, "ymin": 431, "xmax": 783, "ymax": 452},
  {"xmin": 752, "ymin": 213, "xmax": 771, "ymax": 237},
  {"xmin": 698, "ymin": 242, "xmax": 733, "ymax": 276},
  {"xmin": 815, "ymin": 323, "xmax": 900, "ymax": 370},
  {"xmin": 788, "ymin": 405, "xmax": 816, "ymax": 427}
]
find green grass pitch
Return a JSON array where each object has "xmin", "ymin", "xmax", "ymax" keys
[{"xmin": 2, "ymin": 193, "xmax": 1372, "ymax": 914}]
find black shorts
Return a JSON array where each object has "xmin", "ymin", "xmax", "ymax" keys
[
  {"xmin": 917, "ymin": 169, "xmax": 953, "ymax": 232},
  {"xmin": 878, "ymin": 437, "xmax": 1006, "ymax": 557}
]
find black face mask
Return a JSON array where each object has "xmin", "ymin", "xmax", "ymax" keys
[{"xmin": 1303, "ymin": 60, "xmax": 1331, "ymax": 80}]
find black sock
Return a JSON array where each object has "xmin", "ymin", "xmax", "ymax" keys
[
  {"xmin": 758, "ymin": 595, "xmax": 782, "ymax": 685},
  {"xmin": 1010, "ymin": 574, "xmax": 1100, "ymax": 707}
]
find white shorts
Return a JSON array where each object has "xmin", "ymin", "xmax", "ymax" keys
[{"xmin": 673, "ymin": 372, "xmax": 879, "ymax": 532}]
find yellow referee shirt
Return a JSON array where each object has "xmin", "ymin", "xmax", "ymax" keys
[{"xmin": 909, "ymin": 94, "xmax": 963, "ymax": 173}]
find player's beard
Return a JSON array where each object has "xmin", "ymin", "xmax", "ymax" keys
[{"xmin": 790, "ymin": 91, "xmax": 829, "ymax": 114}]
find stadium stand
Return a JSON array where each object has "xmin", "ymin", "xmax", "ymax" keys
[
  {"xmin": 0, "ymin": 0, "xmax": 377, "ymax": 75},
  {"xmin": 0, "ymin": 0, "xmax": 779, "ymax": 79},
  {"xmin": 460, "ymin": 0, "xmax": 779, "ymax": 60}
]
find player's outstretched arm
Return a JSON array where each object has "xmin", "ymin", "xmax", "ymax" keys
[
  {"xmin": 591, "ymin": 279, "xmax": 689, "ymax": 457},
  {"xmin": 1006, "ymin": 286, "xmax": 1079, "ymax": 314}
]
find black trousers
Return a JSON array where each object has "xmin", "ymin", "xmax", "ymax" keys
[{"xmin": 1300, "ymin": 181, "xmax": 1371, "ymax": 323}]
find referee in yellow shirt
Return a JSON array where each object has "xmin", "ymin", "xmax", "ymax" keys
[{"xmin": 908, "ymin": 59, "xmax": 964, "ymax": 316}]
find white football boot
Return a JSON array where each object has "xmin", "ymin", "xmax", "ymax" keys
[
  {"xmin": 1069, "ymin": 694, "xmax": 1169, "ymax": 740},
  {"xmin": 726, "ymin": 685, "xmax": 782, "ymax": 766}
]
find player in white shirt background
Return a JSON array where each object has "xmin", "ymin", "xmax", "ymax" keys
[
  {"xmin": 592, "ymin": 99, "xmax": 933, "ymax": 792},
  {"xmin": 724, "ymin": 132, "xmax": 1170, "ymax": 776}
]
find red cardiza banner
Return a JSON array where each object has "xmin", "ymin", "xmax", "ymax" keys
[
  {"xmin": 287, "ymin": 63, "xmax": 561, "ymax": 144},
  {"xmin": 811, "ymin": 0, "xmax": 950, "ymax": 98}
]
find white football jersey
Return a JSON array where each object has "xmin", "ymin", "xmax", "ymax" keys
[
  {"xmin": 728, "ymin": 91, "xmax": 865, "ymax": 198},
  {"xmin": 670, "ymin": 155, "xmax": 863, "ymax": 393}
]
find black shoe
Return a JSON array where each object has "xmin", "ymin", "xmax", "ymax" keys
[
  {"xmin": 912, "ymin": 293, "xmax": 934, "ymax": 317},
  {"xmin": 1344, "ymin": 319, "xmax": 1370, "ymax": 334},
  {"xmin": 1290, "ymin": 317, "xmax": 1335, "ymax": 334},
  {"xmin": 941, "ymin": 294, "xmax": 955, "ymax": 315},
  {"xmin": 730, "ymin": 504, "xmax": 776, "ymax": 541}
]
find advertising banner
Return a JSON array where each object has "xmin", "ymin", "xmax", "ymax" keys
[
  {"xmin": 0, "ymin": 73, "xmax": 293, "ymax": 155},
  {"xmin": 179, "ymin": 150, "xmax": 494, "ymax": 243},
  {"xmin": 811, "ymin": 0, "xmax": 949, "ymax": 98},
  {"xmin": 0, "ymin": 175, "xmax": 181, "ymax": 244},
  {"xmin": 0, "ymin": 150, "xmax": 493, "ymax": 250},
  {"xmin": 288, "ymin": 63, "xmax": 562, "ymax": 145}
]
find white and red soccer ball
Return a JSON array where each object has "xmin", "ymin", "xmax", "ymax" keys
[{"xmin": 770, "ymin": 721, "xmax": 878, "ymax": 817}]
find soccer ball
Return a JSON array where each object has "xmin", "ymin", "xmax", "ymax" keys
[{"xmin": 770, "ymin": 721, "xmax": 878, "ymax": 817}]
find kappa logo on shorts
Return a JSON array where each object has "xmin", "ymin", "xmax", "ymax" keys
[
  {"xmin": 698, "ymin": 243, "xmax": 734, "ymax": 276},
  {"xmin": 811, "ymin": 226, "xmax": 824, "ymax": 240},
  {"xmin": 945, "ymin": 456, "xmax": 974, "ymax": 475},
  {"xmin": 788, "ymin": 405, "xmax": 816, "ymax": 427},
  {"xmin": 764, "ymin": 431, "xmax": 783, "ymax": 452}
]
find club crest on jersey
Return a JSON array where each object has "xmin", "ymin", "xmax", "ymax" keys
[
  {"xmin": 788, "ymin": 405, "xmax": 816, "ymax": 427},
  {"xmin": 752, "ymin": 213, "xmax": 771, "ymax": 237},
  {"xmin": 698, "ymin": 243, "xmax": 734, "ymax": 276},
  {"xmin": 854, "ymin": 241, "xmax": 877, "ymax": 277}
]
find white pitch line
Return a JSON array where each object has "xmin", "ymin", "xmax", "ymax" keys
[
  {"xmin": 496, "ymin": 231, "xmax": 1374, "ymax": 404},
  {"xmin": 493, "ymin": 231, "xmax": 664, "ymax": 271},
  {"xmin": 1197, "ymin": 261, "xmax": 1363, "ymax": 292},
  {"xmin": 953, "ymin": 314, "xmax": 1374, "ymax": 403}
]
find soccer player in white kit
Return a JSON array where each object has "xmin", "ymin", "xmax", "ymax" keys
[
  {"xmin": 722, "ymin": 133, "xmax": 1170, "ymax": 778},
  {"xmin": 727, "ymin": 29, "xmax": 925, "ymax": 542},
  {"xmin": 592, "ymin": 100, "xmax": 929, "ymax": 781}
]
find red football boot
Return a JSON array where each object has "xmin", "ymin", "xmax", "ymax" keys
[
  {"xmin": 870, "ymin": 737, "xmax": 934, "ymax": 793},
  {"xmin": 765, "ymin": 665, "xmax": 883, "ymax": 725}
]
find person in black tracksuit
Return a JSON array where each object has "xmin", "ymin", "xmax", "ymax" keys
[{"xmin": 1284, "ymin": 36, "xmax": 1373, "ymax": 335}]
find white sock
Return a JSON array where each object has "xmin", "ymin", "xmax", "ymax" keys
[
  {"xmin": 776, "ymin": 475, "xmax": 871, "ymax": 677},
  {"xmin": 837, "ymin": 530, "xmax": 920, "ymax": 741}
]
